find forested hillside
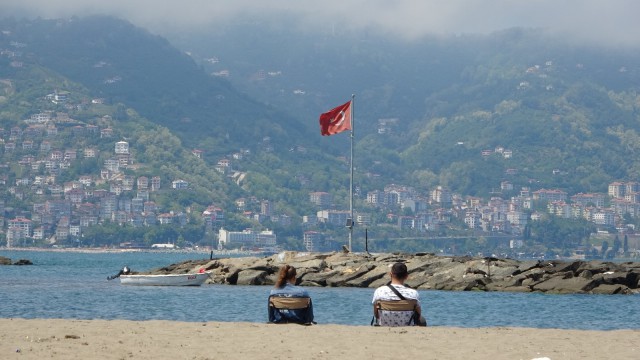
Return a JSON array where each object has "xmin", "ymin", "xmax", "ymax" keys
[
  {"xmin": 175, "ymin": 23, "xmax": 640, "ymax": 197},
  {"xmin": 2, "ymin": 15, "xmax": 640, "ymax": 254},
  {"xmin": 0, "ymin": 16, "xmax": 358, "ymax": 249}
]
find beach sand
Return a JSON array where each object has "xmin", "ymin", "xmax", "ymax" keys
[{"xmin": 0, "ymin": 319, "xmax": 637, "ymax": 360}]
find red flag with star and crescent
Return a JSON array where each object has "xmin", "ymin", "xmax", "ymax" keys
[{"xmin": 319, "ymin": 100, "xmax": 352, "ymax": 136}]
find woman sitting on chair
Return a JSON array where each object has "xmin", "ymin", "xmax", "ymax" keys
[{"xmin": 268, "ymin": 265, "xmax": 314, "ymax": 324}]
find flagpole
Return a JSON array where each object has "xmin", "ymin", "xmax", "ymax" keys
[{"xmin": 348, "ymin": 94, "xmax": 355, "ymax": 252}]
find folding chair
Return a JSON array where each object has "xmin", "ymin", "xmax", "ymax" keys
[
  {"xmin": 268, "ymin": 295, "xmax": 314, "ymax": 325},
  {"xmin": 372, "ymin": 299, "xmax": 422, "ymax": 327}
]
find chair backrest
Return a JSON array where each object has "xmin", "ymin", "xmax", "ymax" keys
[
  {"xmin": 268, "ymin": 295, "xmax": 313, "ymax": 325},
  {"xmin": 374, "ymin": 299, "xmax": 418, "ymax": 327},
  {"xmin": 269, "ymin": 296, "xmax": 310, "ymax": 310},
  {"xmin": 376, "ymin": 299, "xmax": 418, "ymax": 311}
]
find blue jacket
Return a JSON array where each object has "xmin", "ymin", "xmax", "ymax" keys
[{"xmin": 268, "ymin": 284, "xmax": 314, "ymax": 324}]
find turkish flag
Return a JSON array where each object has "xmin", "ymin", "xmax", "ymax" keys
[{"xmin": 319, "ymin": 100, "xmax": 351, "ymax": 136}]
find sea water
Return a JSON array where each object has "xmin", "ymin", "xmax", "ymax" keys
[{"xmin": 0, "ymin": 250, "xmax": 638, "ymax": 330}]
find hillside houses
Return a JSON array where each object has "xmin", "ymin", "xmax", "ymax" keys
[
  {"xmin": 0, "ymin": 116, "xmax": 218, "ymax": 247},
  {"xmin": 301, "ymin": 176, "xmax": 640, "ymax": 240}
]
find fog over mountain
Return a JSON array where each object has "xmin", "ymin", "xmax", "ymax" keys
[{"xmin": 1, "ymin": 0, "xmax": 640, "ymax": 47}]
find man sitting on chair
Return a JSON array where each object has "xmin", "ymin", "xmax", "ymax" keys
[{"xmin": 372, "ymin": 262, "xmax": 424, "ymax": 326}]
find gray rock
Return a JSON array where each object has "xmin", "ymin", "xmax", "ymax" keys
[
  {"xmin": 531, "ymin": 274, "xmax": 595, "ymax": 294},
  {"xmin": 579, "ymin": 270, "xmax": 593, "ymax": 279},
  {"xmin": 512, "ymin": 260, "xmax": 542, "ymax": 275},
  {"xmin": 236, "ymin": 269, "xmax": 269, "ymax": 285},
  {"xmin": 326, "ymin": 264, "xmax": 376, "ymax": 287},
  {"xmin": 346, "ymin": 265, "xmax": 388, "ymax": 287},
  {"xmin": 12, "ymin": 259, "xmax": 33, "ymax": 265},
  {"xmin": 287, "ymin": 259, "xmax": 328, "ymax": 273},
  {"xmin": 590, "ymin": 284, "xmax": 631, "ymax": 295},
  {"xmin": 300, "ymin": 269, "xmax": 341, "ymax": 287}
]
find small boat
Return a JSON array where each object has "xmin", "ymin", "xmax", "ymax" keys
[
  {"xmin": 108, "ymin": 266, "xmax": 210, "ymax": 286},
  {"xmin": 119, "ymin": 272, "xmax": 210, "ymax": 286}
]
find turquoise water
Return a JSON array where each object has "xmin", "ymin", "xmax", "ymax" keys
[{"xmin": 1, "ymin": 250, "xmax": 638, "ymax": 330}]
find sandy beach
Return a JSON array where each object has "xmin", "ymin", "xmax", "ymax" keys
[{"xmin": 0, "ymin": 319, "xmax": 637, "ymax": 360}]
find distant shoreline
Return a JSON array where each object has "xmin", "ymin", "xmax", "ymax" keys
[{"xmin": 0, "ymin": 246, "xmax": 256, "ymax": 256}]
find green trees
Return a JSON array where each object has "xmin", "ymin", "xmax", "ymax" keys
[
  {"xmin": 601, "ymin": 240, "xmax": 609, "ymax": 258},
  {"xmin": 611, "ymin": 236, "xmax": 622, "ymax": 259},
  {"xmin": 529, "ymin": 216, "xmax": 596, "ymax": 251},
  {"xmin": 623, "ymin": 234, "xmax": 629, "ymax": 256}
]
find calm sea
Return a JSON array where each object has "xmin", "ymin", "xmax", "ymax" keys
[{"xmin": 0, "ymin": 250, "xmax": 637, "ymax": 330}]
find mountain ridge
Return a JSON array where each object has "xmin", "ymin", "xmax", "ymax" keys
[
  {"xmin": 2, "ymin": 15, "xmax": 640, "ymax": 253},
  {"xmin": 170, "ymin": 23, "xmax": 640, "ymax": 196}
]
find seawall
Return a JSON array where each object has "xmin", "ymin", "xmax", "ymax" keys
[{"xmin": 148, "ymin": 252, "xmax": 640, "ymax": 295}]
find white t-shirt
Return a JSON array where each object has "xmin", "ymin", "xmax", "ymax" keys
[
  {"xmin": 372, "ymin": 284, "xmax": 420, "ymax": 303},
  {"xmin": 372, "ymin": 284, "xmax": 421, "ymax": 326}
]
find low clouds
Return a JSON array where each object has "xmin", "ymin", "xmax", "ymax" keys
[{"xmin": 1, "ymin": 0, "xmax": 639, "ymax": 47}]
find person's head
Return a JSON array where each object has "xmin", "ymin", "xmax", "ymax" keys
[
  {"xmin": 274, "ymin": 264, "xmax": 297, "ymax": 288},
  {"xmin": 390, "ymin": 262, "xmax": 409, "ymax": 282}
]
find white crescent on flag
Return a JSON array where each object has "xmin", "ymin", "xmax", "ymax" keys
[{"xmin": 332, "ymin": 111, "xmax": 346, "ymax": 126}]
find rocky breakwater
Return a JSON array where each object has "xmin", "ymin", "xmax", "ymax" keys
[
  {"xmin": 0, "ymin": 256, "xmax": 33, "ymax": 265},
  {"xmin": 148, "ymin": 252, "xmax": 640, "ymax": 295}
]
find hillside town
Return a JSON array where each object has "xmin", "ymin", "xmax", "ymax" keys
[
  {"xmin": 1, "ymin": 103, "xmax": 639, "ymax": 256},
  {"xmin": 300, "ymin": 179, "xmax": 640, "ymax": 255}
]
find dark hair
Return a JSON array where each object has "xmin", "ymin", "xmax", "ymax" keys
[
  {"xmin": 391, "ymin": 262, "xmax": 408, "ymax": 279},
  {"xmin": 274, "ymin": 264, "xmax": 297, "ymax": 288}
]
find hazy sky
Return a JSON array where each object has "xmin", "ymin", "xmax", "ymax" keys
[{"xmin": 2, "ymin": 0, "xmax": 639, "ymax": 46}]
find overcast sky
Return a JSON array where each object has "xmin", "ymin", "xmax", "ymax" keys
[{"xmin": 1, "ymin": 0, "xmax": 639, "ymax": 47}]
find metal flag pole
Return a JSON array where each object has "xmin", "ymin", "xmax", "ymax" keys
[{"xmin": 348, "ymin": 94, "xmax": 355, "ymax": 252}]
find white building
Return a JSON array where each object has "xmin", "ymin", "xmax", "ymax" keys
[
  {"xmin": 506, "ymin": 211, "xmax": 528, "ymax": 226},
  {"xmin": 218, "ymin": 228, "xmax": 277, "ymax": 249},
  {"xmin": 303, "ymin": 231, "xmax": 323, "ymax": 252},
  {"xmin": 317, "ymin": 210, "xmax": 349, "ymax": 226},
  {"xmin": 115, "ymin": 141, "xmax": 129, "ymax": 155},
  {"xmin": 172, "ymin": 179, "xmax": 189, "ymax": 189}
]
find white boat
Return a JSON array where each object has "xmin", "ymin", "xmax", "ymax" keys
[{"xmin": 119, "ymin": 272, "xmax": 210, "ymax": 286}]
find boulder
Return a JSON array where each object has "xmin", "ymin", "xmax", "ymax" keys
[
  {"xmin": 12, "ymin": 259, "xmax": 33, "ymax": 265},
  {"xmin": 149, "ymin": 259, "xmax": 210, "ymax": 274},
  {"xmin": 579, "ymin": 270, "xmax": 593, "ymax": 279},
  {"xmin": 531, "ymin": 274, "xmax": 595, "ymax": 294},
  {"xmin": 589, "ymin": 271, "xmax": 636, "ymax": 289},
  {"xmin": 576, "ymin": 260, "xmax": 622, "ymax": 275},
  {"xmin": 406, "ymin": 257, "xmax": 451, "ymax": 274},
  {"xmin": 287, "ymin": 259, "xmax": 328, "ymax": 273},
  {"xmin": 428, "ymin": 261, "xmax": 469, "ymax": 288},
  {"xmin": 590, "ymin": 284, "xmax": 631, "ymax": 295},
  {"xmin": 484, "ymin": 261, "xmax": 519, "ymax": 279},
  {"xmin": 323, "ymin": 252, "xmax": 356, "ymax": 267},
  {"xmin": 0, "ymin": 256, "xmax": 12, "ymax": 265},
  {"xmin": 236, "ymin": 269, "xmax": 269, "ymax": 285},
  {"xmin": 463, "ymin": 278, "xmax": 489, "ymax": 291},
  {"xmin": 345, "ymin": 265, "xmax": 387, "ymax": 287},
  {"xmin": 404, "ymin": 272, "xmax": 431, "ymax": 289},
  {"xmin": 206, "ymin": 257, "xmax": 265, "ymax": 284},
  {"xmin": 300, "ymin": 269, "xmax": 341, "ymax": 287},
  {"xmin": 548, "ymin": 260, "xmax": 582, "ymax": 275},
  {"xmin": 512, "ymin": 260, "xmax": 542, "ymax": 275},
  {"xmin": 326, "ymin": 264, "xmax": 376, "ymax": 287}
]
